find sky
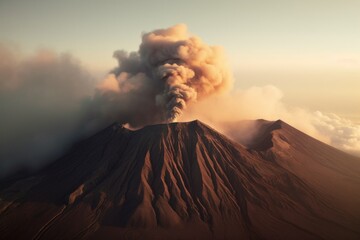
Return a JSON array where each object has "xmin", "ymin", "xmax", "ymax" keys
[
  {"xmin": 1, "ymin": 0, "xmax": 359, "ymax": 122},
  {"xmin": 0, "ymin": 0, "xmax": 360, "ymax": 173}
]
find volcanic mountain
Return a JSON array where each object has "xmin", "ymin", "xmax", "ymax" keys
[{"xmin": 0, "ymin": 120, "xmax": 360, "ymax": 240}]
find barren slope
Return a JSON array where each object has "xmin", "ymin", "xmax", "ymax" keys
[{"xmin": 0, "ymin": 120, "xmax": 359, "ymax": 239}]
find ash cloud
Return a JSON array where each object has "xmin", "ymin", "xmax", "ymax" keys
[{"xmin": 93, "ymin": 24, "xmax": 232, "ymax": 126}]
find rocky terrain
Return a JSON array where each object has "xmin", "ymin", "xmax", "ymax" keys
[{"xmin": 0, "ymin": 120, "xmax": 359, "ymax": 239}]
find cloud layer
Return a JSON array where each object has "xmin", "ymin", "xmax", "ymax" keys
[{"xmin": 313, "ymin": 111, "xmax": 360, "ymax": 155}]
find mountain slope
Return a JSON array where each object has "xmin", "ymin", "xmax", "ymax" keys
[
  {"xmin": 250, "ymin": 120, "xmax": 360, "ymax": 227},
  {"xmin": 0, "ymin": 120, "xmax": 359, "ymax": 239}
]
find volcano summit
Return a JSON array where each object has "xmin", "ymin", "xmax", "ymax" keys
[{"xmin": 0, "ymin": 120, "xmax": 360, "ymax": 239}]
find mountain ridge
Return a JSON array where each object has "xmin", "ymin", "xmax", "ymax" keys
[{"xmin": 0, "ymin": 119, "xmax": 359, "ymax": 239}]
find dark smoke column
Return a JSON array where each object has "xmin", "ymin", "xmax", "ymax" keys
[{"xmin": 98, "ymin": 24, "xmax": 232, "ymax": 125}]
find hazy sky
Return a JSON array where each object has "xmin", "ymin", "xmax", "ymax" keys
[{"xmin": 1, "ymin": 0, "xmax": 359, "ymax": 122}]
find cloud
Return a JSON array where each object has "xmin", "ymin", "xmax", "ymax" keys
[
  {"xmin": 313, "ymin": 111, "xmax": 360, "ymax": 155},
  {"xmin": 0, "ymin": 44, "xmax": 94, "ymax": 176}
]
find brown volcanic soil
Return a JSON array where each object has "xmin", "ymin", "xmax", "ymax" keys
[{"xmin": 0, "ymin": 120, "xmax": 360, "ymax": 239}]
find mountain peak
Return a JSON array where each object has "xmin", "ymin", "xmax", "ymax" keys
[
  {"xmin": 1, "ymin": 119, "xmax": 360, "ymax": 240},
  {"xmin": 120, "ymin": 119, "xmax": 219, "ymax": 139},
  {"xmin": 140, "ymin": 119, "xmax": 208, "ymax": 129}
]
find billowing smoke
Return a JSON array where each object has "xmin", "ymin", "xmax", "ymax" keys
[{"xmin": 94, "ymin": 24, "xmax": 232, "ymax": 126}]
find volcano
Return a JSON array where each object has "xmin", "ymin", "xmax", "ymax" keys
[{"xmin": 0, "ymin": 120, "xmax": 360, "ymax": 239}]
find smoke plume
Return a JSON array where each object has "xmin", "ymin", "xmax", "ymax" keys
[{"xmin": 95, "ymin": 24, "xmax": 232, "ymax": 126}]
